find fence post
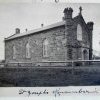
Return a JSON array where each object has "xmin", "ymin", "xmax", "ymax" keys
[
  {"xmin": 31, "ymin": 63, "xmax": 32, "ymax": 67},
  {"xmin": 72, "ymin": 61, "xmax": 74, "ymax": 67},
  {"xmin": 49, "ymin": 62, "xmax": 51, "ymax": 66},
  {"xmin": 72, "ymin": 61, "xmax": 75, "ymax": 85},
  {"xmin": 18, "ymin": 63, "xmax": 19, "ymax": 67},
  {"xmin": 72, "ymin": 61, "xmax": 74, "ymax": 75}
]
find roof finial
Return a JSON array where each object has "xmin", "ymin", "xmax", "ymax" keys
[
  {"xmin": 25, "ymin": 28, "xmax": 28, "ymax": 32},
  {"xmin": 41, "ymin": 23, "xmax": 44, "ymax": 27},
  {"xmin": 79, "ymin": 6, "xmax": 82, "ymax": 15}
]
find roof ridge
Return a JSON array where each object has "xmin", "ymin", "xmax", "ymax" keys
[{"xmin": 5, "ymin": 21, "xmax": 65, "ymax": 41}]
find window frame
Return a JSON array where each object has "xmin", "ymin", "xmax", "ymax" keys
[
  {"xmin": 43, "ymin": 38, "xmax": 49, "ymax": 57},
  {"xmin": 26, "ymin": 42, "xmax": 31, "ymax": 59},
  {"xmin": 13, "ymin": 45, "xmax": 17, "ymax": 59},
  {"xmin": 77, "ymin": 24, "xmax": 83, "ymax": 41}
]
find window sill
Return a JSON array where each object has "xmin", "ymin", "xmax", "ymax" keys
[
  {"xmin": 43, "ymin": 56, "xmax": 49, "ymax": 59},
  {"xmin": 25, "ymin": 58, "xmax": 31, "ymax": 59}
]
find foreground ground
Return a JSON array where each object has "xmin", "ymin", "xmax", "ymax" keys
[{"xmin": 0, "ymin": 65, "xmax": 100, "ymax": 87}]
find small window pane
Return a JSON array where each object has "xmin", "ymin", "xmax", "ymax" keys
[
  {"xmin": 13, "ymin": 45, "xmax": 16, "ymax": 59},
  {"xmin": 26, "ymin": 42, "xmax": 31, "ymax": 58},
  {"xmin": 43, "ymin": 39, "xmax": 49, "ymax": 57},
  {"xmin": 77, "ymin": 24, "xmax": 82, "ymax": 41}
]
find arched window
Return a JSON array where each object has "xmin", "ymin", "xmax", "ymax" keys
[
  {"xmin": 26, "ymin": 42, "xmax": 31, "ymax": 58},
  {"xmin": 43, "ymin": 39, "xmax": 49, "ymax": 57},
  {"xmin": 77, "ymin": 24, "xmax": 82, "ymax": 41},
  {"xmin": 13, "ymin": 45, "xmax": 17, "ymax": 59}
]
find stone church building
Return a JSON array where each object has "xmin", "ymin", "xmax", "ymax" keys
[{"xmin": 5, "ymin": 7, "xmax": 94, "ymax": 64}]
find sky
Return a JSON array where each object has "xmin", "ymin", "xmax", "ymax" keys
[{"xmin": 0, "ymin": 0, "xmax": 100, "ymax": 60}]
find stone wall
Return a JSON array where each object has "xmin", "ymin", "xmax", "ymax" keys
[
  {"xmin": 5, "ymin": 26, "xmax": 68, "ymax": 63},
  {"xmin": 65, "ymin": 16, "xmax": 91, "ymax": 60},
  {"xmin": 5, "ymin": 15, "xmax": 92, "ymax": 63}
]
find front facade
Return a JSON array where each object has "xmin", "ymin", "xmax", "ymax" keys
[{"xmin": 5, "ymin": 7, "xmax": 94, "ymax": 63}]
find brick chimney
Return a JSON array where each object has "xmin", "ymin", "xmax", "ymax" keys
[
  {"xmin": 15, "ymin": 28, "xmax": 20, "ymax": 34},
  {"xmin": 63, "ymin": 7, "xmax": 73, "ymax": 20},
  {"xmin": 41, "ymin": 24, "xmax": 44, "ymax": 28},
  {"xmin": 87, "ymin": 22, "xmax": 94, "ymax": 60},
  {"xmin": 87, "ymin": 22, "xmax": 94, "ymax": 32},
  {"xmin": 63, "ymin": 7, "xmax": 73, "ymax": 60}
]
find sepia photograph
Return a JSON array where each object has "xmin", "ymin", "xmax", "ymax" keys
[{"xmin": 0, "ymin": 0, "xmax": 100, "ymax": 87}]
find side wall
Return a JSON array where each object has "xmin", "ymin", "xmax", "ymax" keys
[
  {"xmin": 5, "ymin": 26, "xmax": 67, "ymax": 63},
  {"xmin": 5, "ymin": 19, "xmax": 92, "ymax": 63}
]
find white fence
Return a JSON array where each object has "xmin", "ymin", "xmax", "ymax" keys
[{"xmin": 0, "ymin": 60, "xmax": 100, "ymax": 68}]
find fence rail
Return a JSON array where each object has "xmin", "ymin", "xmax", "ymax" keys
[{"xmin": 0, "ymin": 60, "xmax": 100, "ymax": 68}]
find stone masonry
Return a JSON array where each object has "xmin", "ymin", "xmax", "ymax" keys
[{"xmin": 5, "ymin": 7, "xmax": 94, "ymax": 64}]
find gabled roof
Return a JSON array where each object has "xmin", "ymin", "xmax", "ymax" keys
[
  {"xmin": 5, "ymin": 13, "xmax": 91, "ymax": 41},
  {"xmin": 5, "ymin": 21, "xmax": 65, "ymax": 41}
]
